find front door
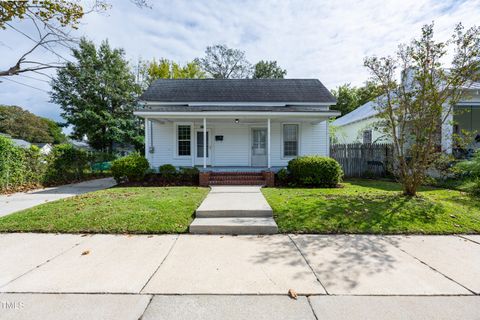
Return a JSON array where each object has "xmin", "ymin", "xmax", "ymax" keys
[
  {"xmin": 251, "ymin": 128, "xmax": 267, "ymax": 167},
  {"xmin": 195, "ymin": 130, "xmax": 211, "ymax": 165}
]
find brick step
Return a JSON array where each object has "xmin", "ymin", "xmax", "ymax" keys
[
  {"xmin": 209, "ymin": 180, "xmax": 265, "ymax": 186},
  {"xmin": 210, "ymin": 172, "xmax": 263, "ymax": 176},
  {"xmin": 209, "ymin": 175, "xmax": 265, "ymax": 181}
]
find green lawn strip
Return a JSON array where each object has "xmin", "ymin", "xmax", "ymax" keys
[
  {"xmin": 0, "ymin": 187, "xmax": 209, "ymax": 234},
  {"xmin": 262, "ymin": 179, "xmax": 480, "ymax": 234}
]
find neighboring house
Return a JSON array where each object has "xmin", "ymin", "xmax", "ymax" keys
[
  {"xmin": 69, "ymin": 139, "xmax": 93, "ymax": 151},
  {"xmin": 33, "ymin": 143, "xmax": 53, "ymax": 155},
  {"xmin": 1, "ymin": 133, "xmax": 32, "ymax": 148},
  {"xmin": 332, "ymin": 83, "xmax": 480, "ymax": 155},
  {"xmin": 134, "ymin": 79, "xmax": 339, "ymax": 171}
]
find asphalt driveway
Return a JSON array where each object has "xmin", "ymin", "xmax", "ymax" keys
[
  {"xmin": 0, "ymin": 233, "xmax": 479, "ymax": 319},
  {"xmin": 0, "ymin": 178, "xmax": 116, "ymax": 217}
]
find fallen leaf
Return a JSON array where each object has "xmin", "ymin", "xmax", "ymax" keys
[
  {"xmin": 288, "ymin": 289, "xmax": 298, "ymax": 300},
  {"xmin": 81, "ymin": 250, "xmax": 90, "ymax": 256}
]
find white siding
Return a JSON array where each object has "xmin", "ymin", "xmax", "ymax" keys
[
  {"xmin": 149, "ymin": 120, "xmax": 330, "ymax": 168},
  {"xmin": 334, "ymin": 117, "xmax": 388, "ymax": 144}
]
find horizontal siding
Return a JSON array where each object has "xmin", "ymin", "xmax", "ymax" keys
[{"xmin": 148, "ymin": 120, "xmax": 329, "ymax": 168}]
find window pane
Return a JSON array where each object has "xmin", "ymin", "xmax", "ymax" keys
[
  {"xmin": 284, "ymin": 141, "xmax": 298, "ymax": 156},
  {"xmin": 363, "ymin": 130, "xmax": 372, "ymax": 144},
  {"xmin": 283, "ymin": 124, "xmax": 298, "ymax": 157},
  {"xmin": 178, "ymin": 125, "xmax": 191, "ymax": 140},
  {"xmin": 178, "ymin": 141, "xmax": 191, "ymax": 156},
  {"xmin": 177, "ymin": 125, "xmax": 191, "ymax": 156}
]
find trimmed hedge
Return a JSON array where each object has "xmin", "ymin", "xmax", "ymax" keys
[
  {"xmin": 0, "ymin": 136, "xmax": 45, "ymax": 192},
  {"xmin": 287, "ymin": 156, "xmax": 343, "ymax": 187},
  {"xmin": 111, "ymin": 153, "xmax": 149, "ymax": 183}
]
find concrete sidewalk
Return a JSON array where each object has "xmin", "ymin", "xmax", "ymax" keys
[
  {"xmin": 0, "ymin": 233, "xmax": 479, "ymax": 319},
  {"xmin": 0, "ymin": 178, "xmax": 116, "ymax": 217}
]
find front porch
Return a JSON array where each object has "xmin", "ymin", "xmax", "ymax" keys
[
  {"xmin": 139, "ymin": 114, "xmax": 334, "ymax": 170},
  {"xmin": 197, "ymin": 166, "xmax": 284, "ymax": 173}
]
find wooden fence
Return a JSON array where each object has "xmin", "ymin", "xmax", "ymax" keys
[{"xmin": 330, "ymin": 143, "xmax": 393, "ymax": 178}]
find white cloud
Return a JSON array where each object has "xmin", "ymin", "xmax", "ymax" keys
[{"xmin": 1, "ymin": 0, "xmax": 479, "ymax": 122}]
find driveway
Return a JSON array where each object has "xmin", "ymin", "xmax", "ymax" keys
[
  {"xmin": 0, "ymin": 233, "xmax": 479, "ymax": 319},
  {"xmin": 0, "ymin": 178, "xmax": 116, "ymax": 217}
]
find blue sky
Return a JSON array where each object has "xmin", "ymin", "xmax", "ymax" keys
[{"xmin": 1, "ymin": 0, "xmax": 479, "ymax": 125}]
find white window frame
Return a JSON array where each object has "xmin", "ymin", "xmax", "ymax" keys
[
  {"xmin": 363, "ymin": 129, "xmax": 372, "ymax": 144},
  {"xmin": 174, "ymin": 122, "xmax": 193, "ymax": 158},
  {"xmin": 281, "ymin": 122, "xmax": 300, "ymax": 159}
]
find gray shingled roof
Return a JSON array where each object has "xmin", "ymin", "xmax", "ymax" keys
[{"xmin": 139, "ymin": 79, "xmax": 336, "ymax": 104}]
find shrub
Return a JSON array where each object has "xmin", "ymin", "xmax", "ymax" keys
[
  {"xmin": 287, "ymin": 156, "xmax": 343, "ymax": 187},
  {"xmin": 178, "ymin": 167, "xmax": 199, "ymax": 183},
  {"xmin": 454, "ymin": 150, "xmax": 480, "ymax": 178},
  {"xmin": 0, "ymin": 136, "xmax": 26, "ymax": 191},
  {"xmin": 159, "ymin": 164, "xmax": 177, "ymax": 182},
  {"xmin": 276, "ymin": 168, "xmax": 289, "ymax": 185},
  {"xmin": 44, "ymin": 144, "xmax": 91, "ymax": 185},
  {"xmin": 111, "ymin": 153, "xmax": 149, "ymax": 183},
  {"xmin": 0, "ymin": 137, "xmax": 46, "ymax": 192}
]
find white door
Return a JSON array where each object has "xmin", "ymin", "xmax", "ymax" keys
[
  {"xmin": 195, "ymin": 130, "xmax": 211, "ymax": 165},
  {"xmin": 251, "ymin": 128, "xmax": 267, "ymax": 167}
]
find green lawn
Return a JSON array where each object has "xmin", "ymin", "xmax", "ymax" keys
[
  {"xmin": 0, "ymin": 187, "xmax": 209, "ymax": 234},
  {"xmin": 262, "ymin": 179, "xmax": 480, "ymax": 234}
]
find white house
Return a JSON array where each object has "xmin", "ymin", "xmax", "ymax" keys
[
  {"xmin": 134, "ymin": 79, "xmax": 339, "ymax": 181},
  {"xmin": 332, "ymin": 84, "xmax": 480, "ymax": 155}
]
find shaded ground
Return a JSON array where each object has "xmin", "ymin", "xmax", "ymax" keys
[
  {"xmin": 262, "ymin": 179, "xmax": 480, "ymax": 234},
  {"xmin": 0, "ymin": 187, "xmax": 209, "ymax": 233}
]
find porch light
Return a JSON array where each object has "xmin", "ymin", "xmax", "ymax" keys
[{"xmin": 235, "ymin": 119, "xmax": 239, "ymax": 123}]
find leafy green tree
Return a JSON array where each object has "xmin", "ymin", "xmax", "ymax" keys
[
  {"xmin": 138, "ymin": 58, "xmax": 205, "ymax": 88},
  {"xmin": 0, "ymin": 105, "xmax": 66, "ymax": 143},
  {"xmin": 196, "ymin": 44, "xmax": 252, "ymax": 79},
  {"xmin": 331, "ymin": 82, "xmax": 382, "ymax": 116},
  {"xmin": 253, "ymin": 60, "xmax": 287, "ymax": 79},
  {"xmin": 364, "ymin": 23, "xmax": 480, "ymax": 196},
  {"xmin": 51, "ymin": 38, "xmax": 143, "ymax": 152}
]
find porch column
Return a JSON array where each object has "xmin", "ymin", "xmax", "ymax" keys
[
  {"xmin": 144, "ymin": 118, "xmax": 149, "ymax": 162},
  {"xmin": 267, "ymin": 118, "xmax": 271, "ymax": 168},
  {"xmin": 203, "ymin": 117, "xmax": 207, "ymax": 168}
]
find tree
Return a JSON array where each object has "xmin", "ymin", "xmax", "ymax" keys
[
  {"xmin": 0, "ymin": 1, "xmax": 108, "ymax": 77},
  {"xmin": 331, "ymin": 82, "xmax": 381, "ymax": 116},
  {"xmin": 0, "ymin": 105, "xmax": 66, "ymax": 143},
  {"xmin": 253, "ymin": 60, "xmax": 287, "ymax": 79},
  {"xmin": 364, "ymin": 23, "xmax": 480, "ymax": 196},
  {"xmin": 51, "ymin": 38, "xmax": 143, "ymax": 152},
  {"xmin": 138, "ymin": 58, "xmax": 205, "ymax": 88},
  {"xmin": 0, "ymin": 0, "xmax": 148, "ymax": 78},
  {"xmin": 196, "ymin": 44, "xmax": 252, "ymax": 79}
]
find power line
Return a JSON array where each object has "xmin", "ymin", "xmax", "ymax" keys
[
  {"xmin": 2, "ymin": 77, "xmax": 49, "ymax": 93},
  {"xmin": 18, "ymin": 74, "xmax": 51, "ymax": 84}
]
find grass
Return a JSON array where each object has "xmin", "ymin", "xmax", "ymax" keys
[
  {"xmin": 262, "ymin": 179, "xmax": 480, "ymax": 234},
  {"xmin": 0, "ymin": 187, "xmax": 209, "ymax": 234}
]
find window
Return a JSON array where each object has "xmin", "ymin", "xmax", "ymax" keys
[
  {"xmin": 363, "ymin": 130, "xmax": 372, "ymax": 144},
  {"xmin": 283, "ymin": 124, "xmax": 298, "ymax": 157},
  {"xmin": 177, "ymin": 125, "xmax": 191, "ymax": 156}
]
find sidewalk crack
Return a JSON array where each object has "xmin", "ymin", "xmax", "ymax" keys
[
  {"xmin": 0, "ymin": 235, "xmax": 91, "ymax": 289},
  {"xmin": 384, "ymin": 237, "xmax": 476, "ymax": 295},
  {"xmin": 139, "ymin": 234, "xmax": 180, "ymax": 293},
  {"xmin": 287, "ymin": 234, "xmax": 329, "ymax": 295}
]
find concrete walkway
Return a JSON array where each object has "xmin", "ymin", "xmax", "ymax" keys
[
  {"xmin": 0, "ymin": 178, "xmax": 116, "ymax": 217},
  {"xmin": 190, "ymin": 186, "xmax": 278, "ymax": 234},
  {"xmin": 0, "ymin": 233, "xmax": 479, "ymax": 319}
]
